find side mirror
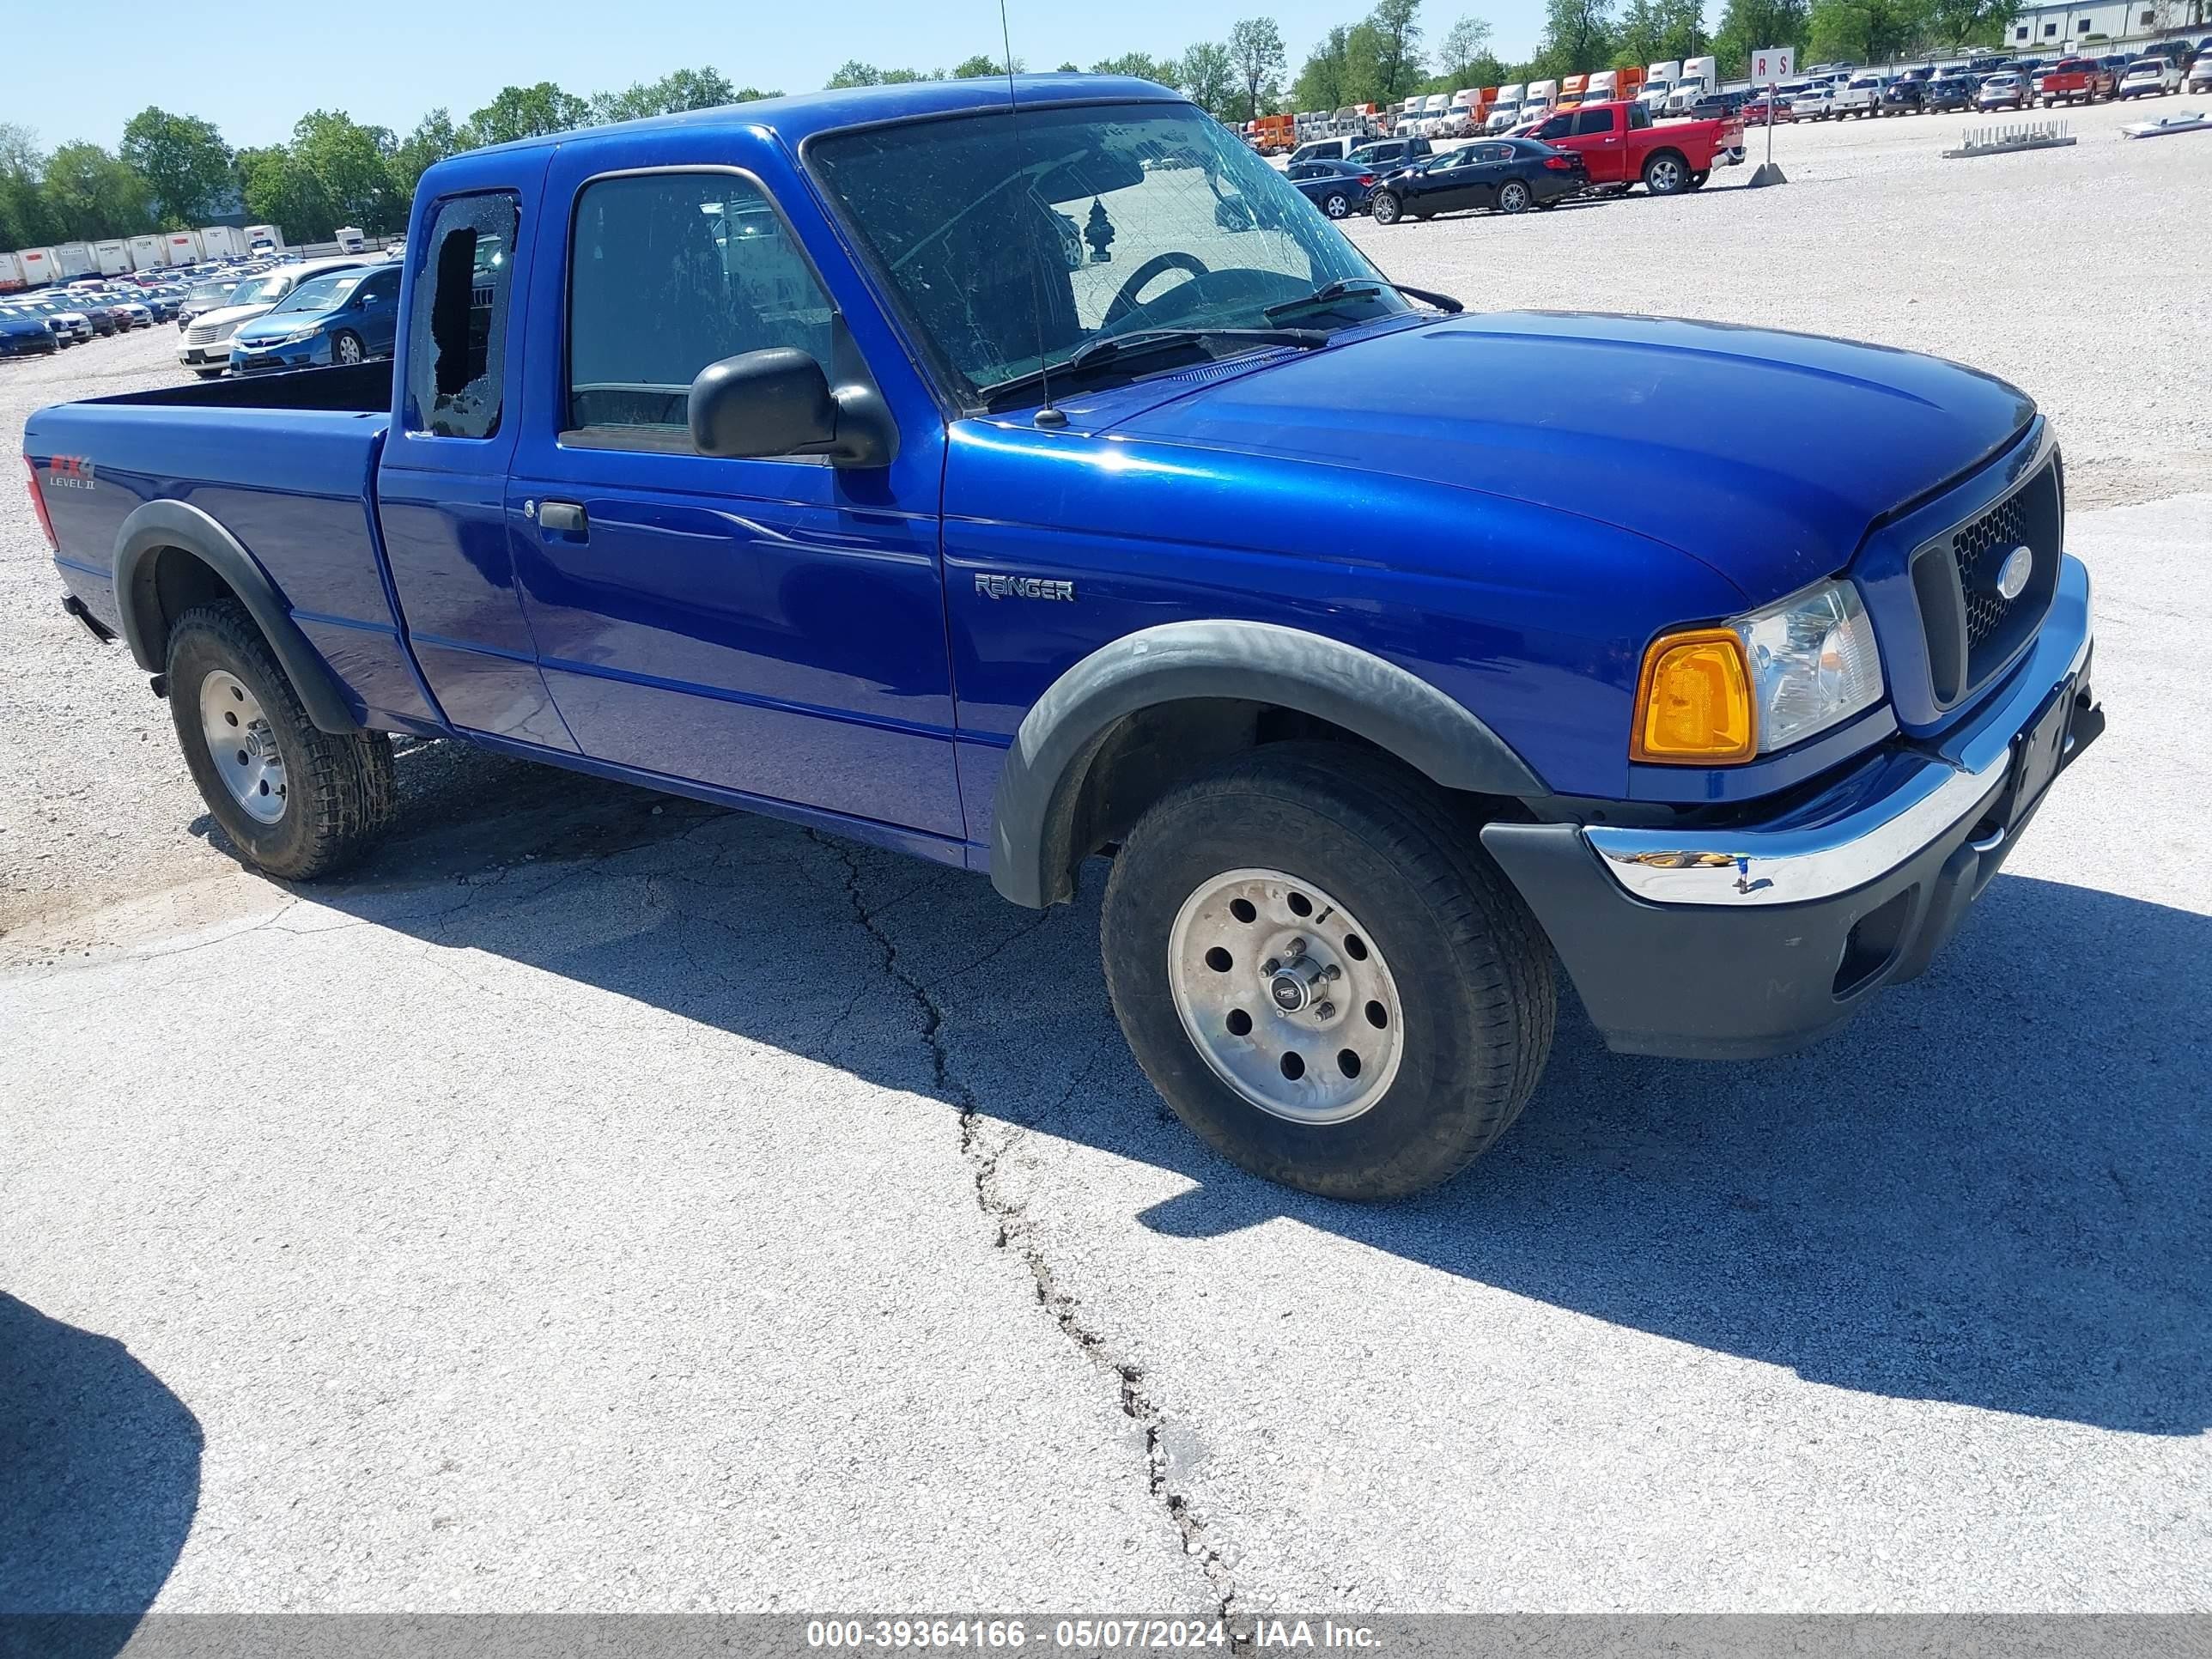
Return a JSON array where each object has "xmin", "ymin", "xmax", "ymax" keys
[{"xmin": 687, "ymin": 346, "xmax": 897, "ymax": 468}]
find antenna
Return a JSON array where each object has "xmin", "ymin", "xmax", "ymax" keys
[{"xmin": 1000, "ymin": 0, "xmax": 1066, "ymax": 427}]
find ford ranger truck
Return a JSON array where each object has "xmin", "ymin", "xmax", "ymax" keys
[{"xmin": 26, "ymin": 76, "xmax": 2103, "ymax": 1200}]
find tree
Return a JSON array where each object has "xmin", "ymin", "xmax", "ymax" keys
[
  {"xmin": 951, "ymin": 53, "xmax": 1013, "ymax": 78},
  {"xmin": 1090, "ymin": 51, "xmax": 1185, "ymax": 87},
  {"xmin": 590, "ymin": 67, "xmax": 739, "ymax": 124},
  {"xmin": 1927, "ymin": 0, "xmax": 2020, "ymax": 46},
  {"xmin": 1055, "ymin": 61, "xmax": 1080, "ymax": 72},
  {"xmin": 1292, "ymin": 24, "xmax": 1357, "ymax": 109},
  {"xmin": 1180, "ymin": 41, "xmax": 1240, "ymax": 117},
  {"xmin": 1806, "ymin": 0, "xmax": 1927, "ymax": 61},
  {"xmin": 118, "ymin": 109, "xmax": 231, "ymax": 226},
  {"xmin": 289, "ymin": 110, "xmax": 404, "ymax": 231},
  {"xmin": 1437, "ymin": 14, "xmax": 1496, "ymax": 82},
  {"xmin": 1613, "ymin": 0, "xmax": 1708, "ymax": 63},
  {"xmin": 390, "ymin": 108, "xmax": 462, "ymax": 198},
  {"xmin": 463, "ymin": 82, "xmax": 590, "ymax": 148},
  {"xmin": 1712, "ymin": 0, "xmax": 1809, "ymax": 71},
  {"xmin": 1532, "ymin": 0, "xmax": 1618, "ymax": 76},
  {"xmin": 40, "ymin": 143, "xmax": 152, "ymax": 240},
  {"xmin": 1361, "ymin": 0, "xmax": 1428, "ymax": 100},
  {"xmin": 0, "ymin": 125, "xmax": 54, "ymax": 252},
  {"xmin": 1227, "ymin": 16, "xmax": 1289, "ymax": 118},
  {"xmin": 826, "ymin": 61, "xmax": 883, "ymax": 87}
]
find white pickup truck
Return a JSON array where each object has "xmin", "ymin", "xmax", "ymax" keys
[{"xmin": 1831, "ymin": 72, "xmax": 1886, "ymax": 118}]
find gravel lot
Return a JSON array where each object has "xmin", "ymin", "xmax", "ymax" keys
[{"xmin": 3, "ymin": 102, "xmax": 2209, "ymax": 1620}]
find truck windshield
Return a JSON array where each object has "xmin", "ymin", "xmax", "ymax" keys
[{"xmin": 809, "ymin": 100, "xmax": 1403, "ymax": 405}]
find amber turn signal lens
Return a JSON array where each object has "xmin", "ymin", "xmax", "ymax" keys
[{"xmin": 1631, "ymin": 628, "xmax": 1755, "ymax": 763}]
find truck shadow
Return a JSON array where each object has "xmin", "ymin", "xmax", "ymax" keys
[
  {"xmin": 306, "ymin": 746, "xmax": 2208, "ymax": 1438},
  {"xmin": 0, "ymin": 1295, "xmax": 203, "ymax": 1645}
]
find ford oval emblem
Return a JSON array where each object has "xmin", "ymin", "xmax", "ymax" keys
[{"xmin": 1996, "ymin": 545, "xmax": 2033, "ymax": 601}]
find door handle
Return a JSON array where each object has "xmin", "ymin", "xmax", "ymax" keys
[{"xmin": 538, "ymin": 500, "xmax": 588, "ymax": 535}]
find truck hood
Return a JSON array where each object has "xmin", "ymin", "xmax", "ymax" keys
[{"xmin": 1101, "ymin": 311, "xmax": 2036, "ymax": 601}]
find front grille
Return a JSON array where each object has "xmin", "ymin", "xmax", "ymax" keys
[
  {"xmin": 1911, "ymin": 450, "xmax": 2062, "ymax": 706},
  {"xmin": 1954, "ymin": 488, "xmax": 2032, "ymax": 653}
]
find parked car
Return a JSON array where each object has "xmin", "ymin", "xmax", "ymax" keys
[
  {"xmin": 1881, "ymin": 79, "xmax": 1929, "ymax": 114},
  {"xmin": 1831, "ymin": 73, "xmax": 1886, "ymax": 117},
  {"xmin": 227, "ymin": 263, "xmax": 404, "ymax": 374},
  {"xmin": 1789, "ymin": 80, "xmax": 1835, "ymax": 118},
  {"xmin": 15, "ymin": 297, "xmax": 93, "ymax": 343},
  {"xmin": 2189, "ymin": 52, "xmax": 2212, "ymax": 93},
  {"xmin": 24, "ymin": 76, "xmax": 2103, "ymax": 1202},
  {"xmin": 1367, "ymin": 139, "xmax": 1589, "ymax": 222},
  {"xmin": 1524, "ymin": 100, "xmax": 1745, "ymax": 192},
  {"xmin": 1741, "ymin": 92, "xmax": 1797, "ymax": 122},
  {"xmin": 2118, "ymin": 57, "xmax": 2182, "ymax": 96},
  {"xmin": 1346, "ymin": 135, "xmax": 1432, "ymax": 170},
  {"xmin": 1687, "ymin": 88, "xmax": 1749, "ymax": 120},
  {"xmin": 1926, "ymin": 74, "xmax": 1978, "ymax": 110},
  {"xmin": 176, "ymin": 278, "xmax": 243, "ymax": 329},
  {"xmin": 1285, "ymin": 158, "xmax": 1382, "ymax": 219},
  {"xmin": 1977, "ymin": 72, "xmax": 2030, "ymax": 110},
  {"xmin": 0, "ymin": 309, "xmax": 60, "ymax": 357},
  {"xmin": 99, "ymin": 294, "xmax": 154, "ymax": 329},
  {"xmin": 176, "ymin": 257, "xmax": 371, "ymax": 376},
  {"xmin": 2038, "ymin": 56, "xmax": 2116, "ymax": 103}
]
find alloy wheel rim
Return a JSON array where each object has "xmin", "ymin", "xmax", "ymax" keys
[
  {"xmin": 1327, "ymin": 194, "xmax": 1348, "ymax": 217},
  {"xmin": 1167, "ymin": 868, "xmax": 1405, "ymax": 1127},
  {"xmin": 198, "ymin": 669, "xmax": 289, "ymax": 824},
  {"xmin": 1652, "ymin": 158, "xmax": 1682, "ymax": 191}
]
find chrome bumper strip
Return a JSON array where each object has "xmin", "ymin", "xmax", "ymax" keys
[{"xmin": 1585, "ymin": 556, "xmax": 2092, "ymax": 907}]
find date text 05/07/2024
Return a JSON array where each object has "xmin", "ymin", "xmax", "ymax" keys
[{"xmin": 804, "ymin": 1618, "xmax": 1382, "ymax": 1650}]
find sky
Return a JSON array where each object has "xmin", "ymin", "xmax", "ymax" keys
[{"xmin": 5, "ymin": 0, "xmax": 1587, "ymax": 155}]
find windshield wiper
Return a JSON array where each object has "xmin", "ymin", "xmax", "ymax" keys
[
  {"xmin": 980, "ymin": 326, "xmax": 1328, "ymax": 409},
  {"xmin": 1262, "ymin": 277, "xmax": 1464, "ymax": 323}
]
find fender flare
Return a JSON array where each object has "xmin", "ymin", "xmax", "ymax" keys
[
  {"xmin": 988, "ymin": 619, "xmax": 1547, "ymax": 908},
  {"xmin": 112, "ymin": 499, "xmax": 361, "ymax": 734}
]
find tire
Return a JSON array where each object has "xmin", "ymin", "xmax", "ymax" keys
[
  {"xmin": 1688, "ymin": 168, "xmax": 1711, "ymax": 189},
  {"xmin": 165, "ymin": 600, "xmax": 396, "ymax": 881},
  {"xmin": 332, "ymin": 329, "xmax": 365, "ymax": 364},
  {"xmin": 1099, "ymin": 744, "xmax": 1557, "ymax": 1200},
  {"xmin": 1370, "ymin": 190, "xmax": 1401, "ymax": 225},
  {"xmin": 192, "ymin": 368, "xmax": 222, "ymax": 380},
  {"xmin": 1642, "ymin": 150, "xmax": 1689, "ymax": 195},
  {"xmin": 1322, "ymin": 191, "xmax": 1351, "ymax": 218},
  {"xmin": 1498, "ymin": 179, "xmax": 1532, "ymax": 214}
]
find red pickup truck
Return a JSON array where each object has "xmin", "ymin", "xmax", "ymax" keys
[
  {"xmin": 1524, "ymin": 100, "xmax": 1746, "ymax": 194},
  {"xmin": 2036, "ymin": 57, "xmax": 2117, "ymax": 104}
]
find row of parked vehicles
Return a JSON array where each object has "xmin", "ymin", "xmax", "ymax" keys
[
  {"xmin": 0, "ymin": 268, "xmax": 208, "ymax": 357},
  {"xmin": 1284, "ymin": 97, "xmax": 1747, "ymax": 224},
  {"xmin": 1742, "ymin": 38, "xmax": 2209, "ymax": 122}
]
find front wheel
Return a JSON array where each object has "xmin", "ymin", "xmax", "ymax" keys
[
  {"xmin": 167, "ymin": 600, "xmax": 396, "ymax": 880},
  {"xmin": 1100, "ymin": 744, "xmax": 1557, "ymax": 1200},
  {"xmin": 332, "ymin": 329, "xmax": 365, "ymax": 364},
  {"xmin": 1370, "ymin": 190, "xmax": 1402, "ymax": 225},
  {"xmin": 1498, "ymin": 179, "xmax": 1533, "ymax": 214}
]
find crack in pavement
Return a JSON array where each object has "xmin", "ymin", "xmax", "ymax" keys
[{"xmin": 808, "ymin": 829, "xmax": 1243, "ymax": 1624}]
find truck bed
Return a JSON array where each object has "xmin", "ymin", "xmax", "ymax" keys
[{"xmin": 28, "ymin": 362, "xmax": 428, "ymax": 732}]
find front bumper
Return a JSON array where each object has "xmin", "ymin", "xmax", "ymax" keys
[
  {"xmin": 1484, "ymin": 556, "xmax": 2100, "ymax": 1059},
  {"xmin": 229, "ymin": 336, "xmax": 328, "ymax": 375}
]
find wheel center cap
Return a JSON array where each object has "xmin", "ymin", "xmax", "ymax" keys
[{"xmin": 1269, "ymin": 973, "xmax": 1310, "ymax": 1013}]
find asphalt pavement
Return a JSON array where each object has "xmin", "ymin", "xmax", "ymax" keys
[{"xmin": 3, "ymin": 494, "xmax": 2207, "ymax": 1612}]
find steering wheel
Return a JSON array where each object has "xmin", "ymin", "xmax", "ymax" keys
[{"xmin": 1103, "ymin": 252, "xmax": 1212, "ymax": 328}]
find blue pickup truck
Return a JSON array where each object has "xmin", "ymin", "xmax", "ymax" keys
[{"xmin": 26, "ymin": 76, "xmax": 2100, "ymax": 1198}]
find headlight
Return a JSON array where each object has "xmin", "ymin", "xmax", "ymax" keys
[
  {"xmin": 276, "ymin": 326, "xmax": 323, "ymax": 346},
  {"xmin": 1632, "ymin": 579, "xmax": 1883, "ymax": 763}
]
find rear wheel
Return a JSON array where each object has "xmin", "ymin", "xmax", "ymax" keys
[
  {"xmin": 1100, "ymin": 744, "xmax": 1556, "ymax": 1200},
  {"xmin": 166, "ymin": 601, "xmax": 396, "ymax": 881},
  {"xmin": 1643, "ymin": 151, "xmax": 1689, "ymax": 195},
  {"xmin": 1322, "ymin": 190, "xmax": 1352, "ymax": 218},
  {"xmin": 1498, "ymin": 179, "xmax": 1533, "ymax": 214}
]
